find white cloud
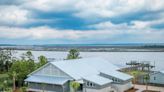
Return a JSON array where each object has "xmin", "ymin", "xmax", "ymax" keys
[
  {"xmin": 0, "ymin": 5, "xmax": 30, "ymax": 25},
  {"xmin": 0, "ymin": 26, "xmax": 163, "ymax": 43},
  {"xmin": 18, "ymin": 0, "xmax": 164, "ymax": 19},
  {"xmin": 0, "ymin": 0, "xmax": 164, "ymax": 26},
  {"xmin": 22, "ymin": 0, "xmax": 78, "ymax": 12}
]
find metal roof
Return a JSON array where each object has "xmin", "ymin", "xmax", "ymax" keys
[
  {"xmin": 50, "ymin": 57, "xmax": 119, "ymax": 80},
  {"xmin": 83, "ymin": 75, "xmax": 112, "ymax": 86},
  {"xmin": 160, "ymin": 70, "xmax": 164, "ymax": 74},
  {"xmin": 26, "ymin": 57, "xmax": 132, "ymax": 85},
  {"xmin": 100, "ymin": 69, "xmax": 133, "ymax": 81},
  {"xmin": 25, "ymin": 75, "xmax": 71, "ymax": 85}
]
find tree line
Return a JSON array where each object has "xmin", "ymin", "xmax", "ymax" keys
[
  {"xmin": 0, "ymin": 49, "xmax": 80, "ymax": 92},
  {"xmin": 0, "ymin": 50, "xmax": 47, "ymax": 91}
]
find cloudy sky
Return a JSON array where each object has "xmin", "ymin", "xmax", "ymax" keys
[{"xmin": 0, "ymin": 0, "xmax": 164, "ymax": 44}]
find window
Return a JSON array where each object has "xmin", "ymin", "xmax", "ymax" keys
[
  {"xmin": 112, "ymin": 78, "xmax": 114, "ymax": 81},
  {"xmin": 87, "ymin": 82, "xmax": 90, "ymax": 86},
  {"xmin": 154, "ymin": 77, "xmax": 156, "ymax": 80},
  {"xmin": 90, "ymin": 83, "xmax": 93, "ymax": 86},
  {"xmin": 114, "ymin": 78, "xmax": 117, "ymax": 82},
  {"xmin": 86, "ymin": 82, "xmax": 95, "ymax": 87}
]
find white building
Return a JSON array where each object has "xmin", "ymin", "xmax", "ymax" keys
[
  {"xmin": 149, "ymin": 70, "xmax": 164, "ymax": 85},
  {"xmin": 25, "ymin": 57, "xmax": 133, "ymax": 92}
]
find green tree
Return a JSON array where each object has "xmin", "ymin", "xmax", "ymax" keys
[
  {"xmin": 12, "ymin": 71, "xmax": 17, "ymax": 91},
  {"xmin": 144, "ymin": 74, "xmax": 150, "ymax": 91},
  {"xmin": 132, "ymin": 72, "xmax": 136, "ymax": 88},
  {"xmin": 67, "ymin": 49, "xmax": 80, "ymax": 60},
  {"xmin": 9, "ymin": 60, "xmax": 35, "ymax": 87},
  {"xmin": 26, "ymin": 51, "xmax": 34, "ymax": 61},
  {"xmin": 0, "ymin": 49, "xmax": 14, "ymax": 72},
  {"xmin": 21, "ymin": 51, "xmax": 34, "ymax": 61},
  {"xmin": 38, "ymin": 55, "xmax": 47, "ymax": 68},
  {"xmin": 41, "ymin": 83, "xmax": 47, "ymax": 92},
  {"xmin": 70, "ymin": 81, "xmax": 80, "ymax": 92}
]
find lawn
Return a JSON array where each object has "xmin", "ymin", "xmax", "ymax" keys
[
  {"xmin": 0, "ymin": 73, "xmax": 9, "ymax": 86},
  {"xmin": 0, "ymin": 73, "xmax": 11, "ymax": 91}
]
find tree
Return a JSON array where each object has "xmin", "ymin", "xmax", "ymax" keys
[
  {"xmin": 9, "ymin": 60, "xmax": 35, "ymax": 87},
  {"xmin": 21, "ymin": 51, "xmax": 34, "ymax": 61},
  {"xmin": 67, "ymin": 49, "xmax": 80, "ymax": 60},
  {"xmin": 144, "ymin": 74, "xmax": 150, "ymax": 91},
  {"xmin": 38, "ymin": 55, "xmax": 47, "ymax": 68},
  {"xmin": 41, "ymin": 83, "xmax": 47, "ymax": 92},
  {"xmin": 132, "ymin": 72, "xmax": 136, "ymax": 88},
  {"xmin": 12, "ymin": 71, "xmax": 17, "ymax": 91},
  {"xmin": 26, "ymin": 51, "xmax": 34, "ymax": 61},
  {"xmin": 0, "ymin": 49, "xmax": 14, "ymax": 72},
  {"xmin": 70, "ymin": 81, "xmax": 80, "ymax": 92}
]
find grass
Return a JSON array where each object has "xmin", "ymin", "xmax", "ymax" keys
[
  {"xmin": 0, "ymin": 73, "xmax": 10, "ymax": 90},
  {"xmin": 0, "ymin": 73, "xmax": 9, "ymax": 78},
  {"xmin": 0, "ymin": 73, "xmax": 9, "ymax": 85}
]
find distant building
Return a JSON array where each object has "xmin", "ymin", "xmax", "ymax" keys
[
  {"xmin": 149, "ymin": 70, "xmax": 164, "ymax": 85},
  {"xmin": 25, "ymin": 58, "xmax": 133, "ymax": 92}
]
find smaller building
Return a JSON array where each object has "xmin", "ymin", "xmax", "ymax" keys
[{"xmin": 149, "ymin": 70, "xmax": 164, "ymax": 85}]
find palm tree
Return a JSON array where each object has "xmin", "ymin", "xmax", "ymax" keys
[
  {"xmin": 41, "ymin": 83, "xmax": 46, "ymax": 92},
  {"xmin": 12, "ymin": 71, "xmax": 17, "ymax": 91},
  {"xmin": 144, "ymin": 74, "xmax": 150, "ymax": 91},
  {"xmin": 67, "ymin": 49, "xmax": 80, "ymax": 60},
  {"xmin": 132, "ymin": 72, "xmax": 136, "ymax": 88},
  {"xmin": 70, "ymin": 81, "xmax": 80, "ymax": 92},
  {"xmin": 38, "ymin": 55, "xmax": 47, "ymax": 67}
]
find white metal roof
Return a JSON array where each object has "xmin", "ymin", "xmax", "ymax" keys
[
  {"xmin": 83, "ymin": 75, "xmax": 112, "ymax": 85},
  {"xmin": 27, "ymin": 57, "xmax": 132, "ymax": 85},
  {"xmin": 100, "ymin": 69, "xmax": 133, "ymax": 81},
  {"xmin": 50, "ymin": 57, "xmax": 131, "ymax": 81},
  {"xmin": 25, "ymin": 75, "xmax": 70, "ymax": 85},
  {"xmin": 160, "ymin": 70, "xmax": 164, "ymax": 74},
  {"xmin": 51, "ymin": 58, "xmax": 99, "ymax": 80}
]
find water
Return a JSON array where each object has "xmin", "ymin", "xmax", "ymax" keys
[{"xmin": 15, "ymin": 51, "xmax": 164, "ymax": 71}]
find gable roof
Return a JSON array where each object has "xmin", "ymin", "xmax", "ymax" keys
[
  {"xmin": 51, "ymin": 58, "xmax": 100, "ymax": 80},
  {"xmin": 26, "ymin": 57, "xmax": 132, "ymax": 86},
  {"xmin": 50, "ymin": 57, "xmax": 130, "ymax": 81}
]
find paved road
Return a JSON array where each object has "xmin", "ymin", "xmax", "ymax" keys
[{"xmin": 135, "ymin": 84, "xmax": 164, "ymax": 92}]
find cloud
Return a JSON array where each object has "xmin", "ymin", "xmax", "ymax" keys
[
  {"xmin": 0, "ymin": 0, "xmax": 164, "ymax": 43},
  {"xmin": 0, "ymin": 5, "xmax": 30, "ymax": 26},
  {"xmin": 0, "ymin": 26, "xmax": 163, "ymax": 43},
  {"xmin": 22, "ymin": 0, "xmax": 78, "ymax": 12},
  {"xmin": 0, "ymin": 0, "xmax": 164, "ymax": 27},
  {"xmin": 74, "ymin": 0, "xmax": 164, "ymax": 19},
  {"xmin": 10, "ymin": 0, "xmax": 164, "ymax": 19}
]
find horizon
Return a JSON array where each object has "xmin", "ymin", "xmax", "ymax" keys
[{"xmin": 0, "ymin": 43, "xmax": 164, "ymax": 46}]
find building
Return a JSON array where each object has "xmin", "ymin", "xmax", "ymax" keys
[
  {"xmin": 25, "ymin": 57, "xmax": 133, "ymax": 92},
  {"xmin": 149, "ymin": 70, "xmax": 164, "ymax": 85}
]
